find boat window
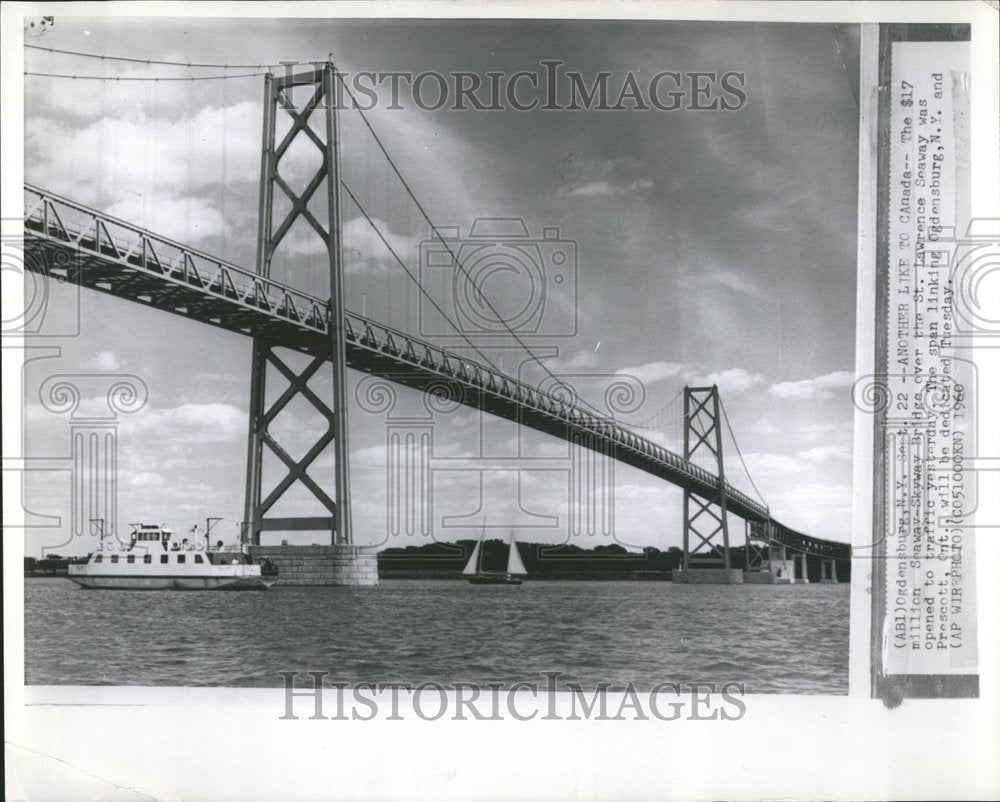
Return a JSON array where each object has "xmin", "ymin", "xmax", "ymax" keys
[
  {"xmin": 194, "ymin": 554, "xmax": 204, "ymax": 564},
  {"xmin": 126, "ymin": 555, "xmax": 135, "ymax": 564},
  {"xmin": 94, "ymin": 555, "xmax": 103, "ymax": 563},
  {"xmin": 143, "ymin": 555, "xmax": 152, "ymax": 564},
  {"xmin": 110, "ymin": 555, "xmax": 119, "ymax": 564},
  {"xmin": 177, "ymin": 555, "xmax": 186, "ymax": 564},
  {"xmin": 160, "ymin": 555, "xmax": 169, "ymax": 564}
]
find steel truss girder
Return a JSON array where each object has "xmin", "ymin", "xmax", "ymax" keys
[
  {"xmin": 22, "ymin": 187, "xmax": 331, "ymax": 339},
  {"xmin": 21, "ymin": 187, "xmax": 850, "ymax": 561}
]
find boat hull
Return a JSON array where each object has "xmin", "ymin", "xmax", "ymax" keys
[
  {"xmin": 466, "ymin": 573, "xmax": 523, "ymax": 585},
  {"xmin": 68, "ymin": 574, "xmax": 276, "ymax": 591}
]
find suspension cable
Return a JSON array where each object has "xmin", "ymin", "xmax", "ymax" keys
[
  {"xmin": 341, "ymin": 181, "xmax": 505, "ymax": 376},
  {"xmin": 719, "ymin": 395, "xmax": 768, "ymax": 507},
  {"xmin": 627, "ymin": 385, "xmax": 685, "ymax": 430},
  {"xmin": 25, "ymin": 43, "xmax": 282, "ymax": 69},
  {"xmin": 331, "ymin": 64, "xmax": 612, "ymax": 421},
  {"xmin": 25, "ymin": 70, "xmax": 267, "ymax": 81}
]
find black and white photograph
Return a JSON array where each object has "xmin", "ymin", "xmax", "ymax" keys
[{"xmin": 3, "ymin": 2, "xmax": 998, "ymax": 800}]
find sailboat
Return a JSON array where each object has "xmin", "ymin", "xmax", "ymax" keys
[{"xmin": 462, "ymin": 524, "xmax": 527, "ymax": 585}]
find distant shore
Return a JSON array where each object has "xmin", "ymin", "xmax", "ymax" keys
[
  {"xmin": 380, "ymin": 570, "xmax": 673, "ymax": 581},
  {"xmin": 25, "ymin": 540, "xmax": 851, "ymax": 583}
]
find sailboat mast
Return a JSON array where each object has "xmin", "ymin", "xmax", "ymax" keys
[{"xmin": 477, "ymin": 521, "xmax": 486, "ymax": 574}]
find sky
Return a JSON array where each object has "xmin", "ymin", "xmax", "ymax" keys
[{"xmin": 20, "ymin": 17, "xmax": 861, "ymax": 556}]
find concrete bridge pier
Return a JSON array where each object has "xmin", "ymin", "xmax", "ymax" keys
[
  {"xmin": 743, "ymin": 543, "xmax": 795, "ymax": 584},
  {"xmin": 820, "ymin": 558, "xmax": 838, "ymax": 584},
  {"xmin": 249, "ymin": 545, "xmax": 379, "ymax": 586},
  {"xmin": 793, "ymin": 552, "xmax": 810, "ymax": 584}
]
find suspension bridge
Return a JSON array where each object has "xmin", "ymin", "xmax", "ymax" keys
[{"xmin": 20, "ymin": 62, "xmax": 850, "ymax": 585}]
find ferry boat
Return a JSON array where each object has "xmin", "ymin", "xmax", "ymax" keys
[
  {"xmin": 462, "ymin": 524, "xmax": 527, "ymax": 585},
  {"xmin": 68, "ymin": 522, "xmax": 278, "ymax": 591}
]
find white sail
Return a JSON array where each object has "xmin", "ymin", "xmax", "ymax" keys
[
  {"xmin": 506, "ymin": 535, "xmax": 528, "ymax": 575},
  {"xmin": 462, "ymin": 540, "xmax": 482, "ymax": 576}
]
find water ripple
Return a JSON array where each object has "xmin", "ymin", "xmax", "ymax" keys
[{"xmin": 24, "ymin": 578, "xmax": 849, "ymax": 693}]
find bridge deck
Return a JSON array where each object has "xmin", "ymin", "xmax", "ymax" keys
[{"xmin": 21, "ymin": 184, "xmax": 850, "ymax": 560}]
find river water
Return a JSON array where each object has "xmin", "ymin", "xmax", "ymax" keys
[{"xmin": 24, "ymin": 578, "xmax": 849, "ymax": 693}]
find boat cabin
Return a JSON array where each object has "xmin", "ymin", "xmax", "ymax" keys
[
  {"xmin": 129, "ymin": 523, "xmax": 173, "ymax": 551},
  {"xmin": 90, "ymin": 550, "xmax": 215, "ymax": 566},
  {"xmin": 90, "ymin": 522, "xmax": 262, "ymax": 569}
]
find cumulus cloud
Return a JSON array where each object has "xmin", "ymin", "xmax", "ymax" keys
[
  {"xmin": 27, "ymin": 102, "xmax": 260, "ymax": 198},
  {"xmin": 564, "ymin": 178, "xmax": 654, "ymax": 197},
  {"xmin": 769, "ymin": 370, "xmax": 854, "ymax": 400},
  {"xmin": 615, "ymin": 360, "xmax": 687, "ymax": 385},
  {"xmin": 695, "ymin": 367, "xmax": 764, "ymax": 395},
  {"xmin": 764, "ymin": 481, "xmax": 854, "ymax": 534},
  {"xmin": 700, "ymin": 270, "xmax": 763, "ymax": 297},
  {"xmin": 341, "ymin": 215, "xmax": 419, "ymax": 269},
  {"xmin": 615, "ymin": 361, "xmax": 763, "ymax": 395},
  {"xmin": 741, "ymin": 451, "xmax": 813, "ymax": 477},
  {"xmin": 799, "ymin": 445, "xmax": 852, "ymax": 462},
  {"xmin": 124, "ymin": 402, "xmax": 245, "ymax": 444},
  {"xmin": 103, "ymin": 192, "xmax": 235, "ymax": 245},
  {"xmin": 124, "ymin": 471, "xmax": 168, "ymax": 489},
  {"xmin": 269, "ymin": 213, "xmax": 414, "ymax": 263},
  {"xmin": 88, "ymin": 350, "xmax": 122, "ymax": 371},
  {"xmin": 800, "ymin": 421, "xmax": 854, "ymax": 437},
  {"xmin": 749, "ymin": 416, "xmax": 779, "ymax": 436},
  {"xmin": 26, "ymin": 102, "xmax": 261, "ymax": 246},
  {"xmin": 276, "ymin": 221, "xmax": 329, "ymax": 258}
]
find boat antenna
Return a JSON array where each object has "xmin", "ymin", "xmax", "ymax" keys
[
  {"xmin": 205, "ymin": 517, "xmax": 222, "ymax": 551},
  {"xmin": 89, "ymin": 518, "xmax": 105, "ymax": 544}
]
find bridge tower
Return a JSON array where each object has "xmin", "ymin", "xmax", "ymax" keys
[
  {"xmin": 242, "ymin": 64, "xmax": 376, "ymax": 584},
  {"xmin": 673, "ymin": 385, "xmax": 743, "ymax": 583}
]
